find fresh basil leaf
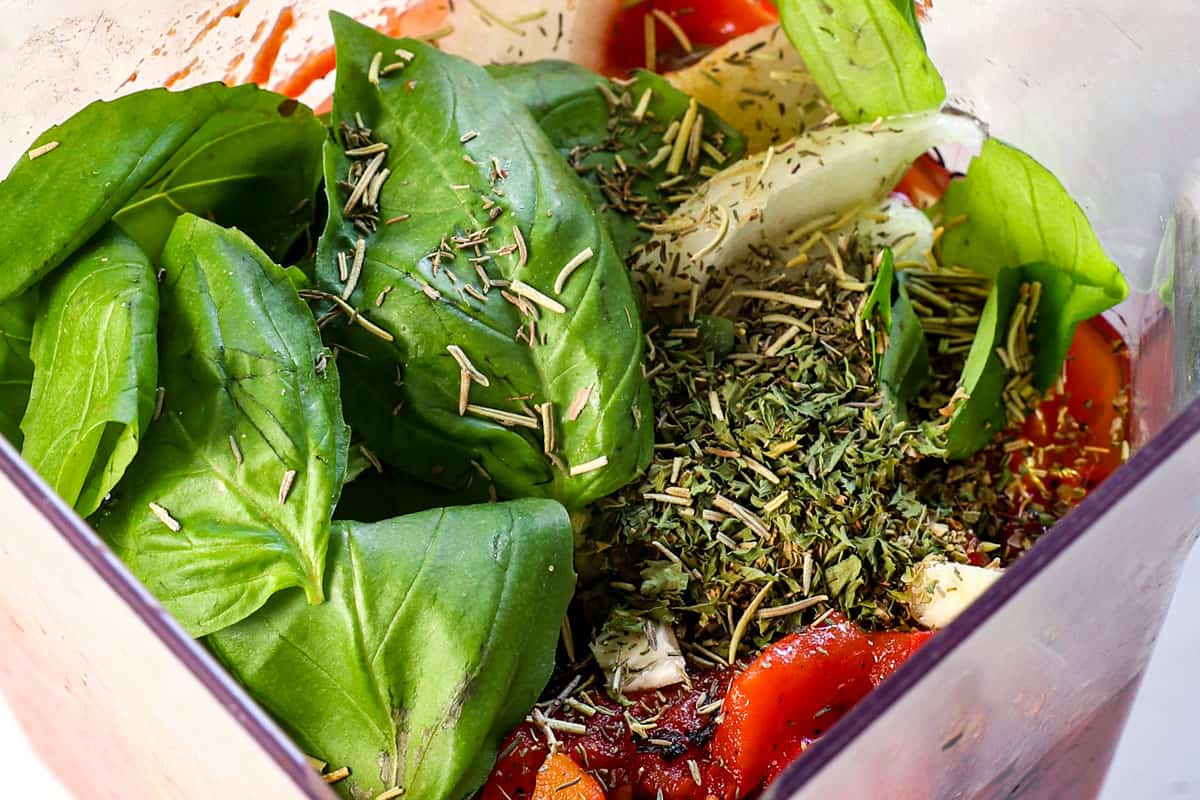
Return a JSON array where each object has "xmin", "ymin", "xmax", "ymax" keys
[
  {"xmin": 317, "ymin": 14, "xmax": 652, "ymax": 510},
  {"xmin": 941, "ymin": 268, "xmax": 1023, "ymax": 458},
  {"xmin": 488, "ymin": 59, "xmax": 603, "ymax": 130},
  {"xmin": 206, "ymin": 500, "xmax": 575, "ymax": 800},
  {"xmin": 113, "ymin": 93, "xmax": 324, "ymax": 262},
  {"xmin": 777, "ymin": 0, "xmax": 945, "ymax": 122},
  {"xmin": 20, "ymin": 227, "xmax": 158, "ymax": 516},
  {"xmin": 866, "ymin": 250, "xmax": 931, "ymax": 417},
  {"xmin": 863, "ymin": 247, "xmax": 897, "ymax": 330},
  {"xmin": 0, "ymin": 289, "xmax": 38, "ymax": 445},
  {"xmin": 94, "ymin": 215, "xmax": 348, "ymax": 637},
  {"xmin": 491, "ymin": 62, "xmax": 746, "ymax": 254},
  {"xmin": 0, "ymin": 84, "xmax": 324, "ymax": 301},
  {"xmin": 937, "ymin": 139, "xmax": 1129, "ymax": 389},
  {"xmin": 891, "ymin": 0, "xmax": 926, "ymax": 47}
]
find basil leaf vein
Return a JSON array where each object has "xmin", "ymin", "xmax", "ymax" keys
[
  {"xmin": 20, "ymin": 227, "xmax": 158, "ymax": 516},
  {"xmin": 94, "ymin": 215, "xmax": 348, "ymax": 637}
]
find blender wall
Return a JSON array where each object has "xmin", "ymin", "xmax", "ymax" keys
[
  {"xmin": 1, "ymin": 2, "xmax": 1198, "ymax": 799},
  {"xmin": 766, "ymin": 4, "xmax": 1200, "ymax": 798}
]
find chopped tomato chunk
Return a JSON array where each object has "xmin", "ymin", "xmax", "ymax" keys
[
  {"xmin": 533, "ymin": 753, "xmax": 606, "ymax": 800},
  {"xmin": 482, "ymin": 620, "xmax": 931, "ymax": 800},
  {"xmin": 893, "ymin": 153, "xmax": 954, "ymax": 209}
]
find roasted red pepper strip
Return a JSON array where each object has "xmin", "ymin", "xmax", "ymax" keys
[
  {"xmin": 710, "ymin": 622, "xmax": 875, "ymax": 794},
  {"xmin": 710, "ymin": 620, "xmax": 932, "ymax": 797},
  {"xmin": 868, "ymin": 630, "xmax": 936, "ymax": 688}
]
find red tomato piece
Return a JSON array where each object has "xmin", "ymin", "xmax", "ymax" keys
[
  {"xmin": 710, "ymin": 621, "xmax": 933, "ymax": 797},
  {"xmin": 893, "ymin": 153, "xmax": 954, "ymax": 209},
  {"xmin": 709, "ymin": 622, "xmax": 876, "ymax": 794},
  {"xmin": 868, "ymin": 630, "xmax": 935, "ymax": 687},
  {"xmin": 606, "ymin": 0, "xmax": 779, "ymax": 76}
]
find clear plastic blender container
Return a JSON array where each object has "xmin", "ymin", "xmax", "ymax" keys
[{"xmin": 1, "ymin": 1, "xmax": 1198, "ymax": 798}]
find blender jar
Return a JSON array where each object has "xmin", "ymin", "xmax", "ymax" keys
[{"xmin": 1, "ymin": 1, "xmax": 1198, "ymax": 799}]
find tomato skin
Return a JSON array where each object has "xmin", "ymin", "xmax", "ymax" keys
[
  {"xmin": 709, "ymin": 622, "xmax": 875, "ymax": 793},
  {"xmin": 868, "ymin": 630, "xmax": 935, "ymax": 687},
  {"xmin": 710, "ymin": 621, "xmax": 933, "ymax": 797},
  {"xmin": 606, "ymin": 0, "xmax": 779, "ymax": 76},
  {"xmin": 483, "ymin": 623, "xmax": 930, "ymax": 800},
  {"xmin": 894, "ymin": 153, "xmax": 954, "ymax": 209},
  {"xmin": 481, "ymin": 727, "xmax": 546, "ymax": 800},
  {"xmin": 1022, "ymin": 317, "xmax": 1128, "ymax": 486}
]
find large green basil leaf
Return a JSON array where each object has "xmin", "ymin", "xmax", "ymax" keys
[
  {"xmin": 317, "ymin": 14, "xmax": 651, "ymax": 510},
  {"xmin": 207, "ymin": 499, "xmax": 575, "ymax": 800},
  {"xmin": 937, "ymin": 139, "xmax": 1129, "ymax": 389},
  {"xmin": 113, "ymin": 93, "xmax": 324, "ymax": 262},
  {"xmin": 891, "ymin": 0, "xmax": 927, "ymax": 47},
  {"xmin": 490, "ymin": 61, "xmax": 745, "ymax": 254},
  {"xmin": 0, "ymin": 83, "xmax": 324, "ymax": 301},
  {"xmin": 940, "ymin": 268, "xmax": 1022, "ymax": 458},
  {"xmin": 94, "ymin": 215, "xmax": 347, "ymax": 637},
  {"xmin": 20, "ymin": 227, "xmax": 158, "ymax": 516},
  {"xmin": 0, "ymin": 289, "xmax": 38, "ymax": 445},
  {"xmin": 777, "ymin": 0, "xmax": 945, "ymax": 122}
]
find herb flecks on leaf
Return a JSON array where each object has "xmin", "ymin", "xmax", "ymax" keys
[
  {"xmin": 491, "ymin": 61, "xmax": 746, "ymax": 254},
  {"xmin": 316, "ymin": 14, "xmax": 652, "ymax": 510},
  {"xmin": 777, "ymin": 0, "xmax": 945, "ymax": 123},
  {"xmin": 936, "ymin": 139, "xmax": 1129, "ymax": 390},
  {"xmin": 95, "ymin": 215, "xmax": 348, "ymax": 637}
]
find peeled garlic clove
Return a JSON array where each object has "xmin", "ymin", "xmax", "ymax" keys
[
  {"xmin": 441, "ymin": 0, "xmax": 618, "ymax": 71},
  {"xmin": 907, "ymin": 555, "xmax": 1003, "ymax": 629},
  {"xmin": 591, "ymin": 620, "xmax": 688, "ymax": 693}
]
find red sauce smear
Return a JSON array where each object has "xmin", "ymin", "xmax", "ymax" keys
[
  {"xmin": 251, "ymin": 17, "xmax": 269, "ymax": 43},
  {"xmin": 163, "ymin": 57, "xmax": 199, "ymax": 89},
  {"xmin": 223, "ymin": 52, "xmax": 247, "ymax": 86},
  {"xmin": 244, "ymin": 6, "xmax": 296, "ymax": 86},
  {"xmin": 482, "ymin": 619, "xmax": 931, "ymax": 800},
  {"xmin": 187, "ymin": 0, "xmax": 250, "ymax": 51}
]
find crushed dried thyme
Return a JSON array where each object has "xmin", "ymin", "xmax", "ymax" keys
[
  {"xmin": 579, "ymin": 241, "xmax": 1071, "ymax": 661},
  {"xmin": 558, "ymin": 75, "xmax": 740, "ymax": 253}
]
